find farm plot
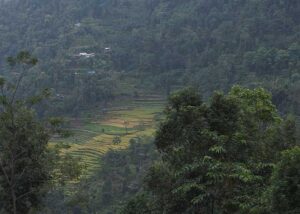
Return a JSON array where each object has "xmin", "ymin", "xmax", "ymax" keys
[{"xmin": 52, "ymin": 97, "xmax": 165, "ymax": 176}]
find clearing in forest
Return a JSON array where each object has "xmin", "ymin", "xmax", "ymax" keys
[{"xmin": 51, "ymin": 96, "xmax": 165, "ymax": 176}]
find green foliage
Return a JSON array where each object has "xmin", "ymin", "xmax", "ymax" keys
[
  {"xmin": 122, "ymin": 86, "xmax": 298, "ymax": 213},
  {"xmin": 0, "ymin": 80, "xmax": 52, "ymax": 213},
  {"xmin": 0, "ymin": 105, "xmax": 51, "ymax": 214},
  {"xmin": 0, "ymin": 52, "xmax": 73, "ymax": 214},
  {"xmin": 41, "ymin": 138, "xmax": 157, "ymax": 213},
  {"xmin": 0, "ymin": 0, "xmax": 299, "ymax": 213},
  {"xmin": 0, "ymin": 0, "xmax": 299, "ymax": 115},
  {"xmin": 0, "ymin": 76, "xmax": 5, "ymax": 86},
  {"xmin": 268, "ymin": 147, "xmax": 300, "ymax": 213},
  {"xmin": 56, "ymin": 154, "xmax": 86, "ymax": 183},
  {"xmin": 112, "ymin": 135, "xmax": 122, "ymax": 145},
  {"xmin": 120, "ymin": 193, "xmax": 153, "ymax": 214},
  {"xmin": 11, "ymin": 51, "xmax": 38, "ymax": 66},
  {"xmin": 168, "ymin": 87, "xmax": 202, "ymax": 111}
]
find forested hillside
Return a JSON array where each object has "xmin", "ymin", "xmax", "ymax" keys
[
  {"xmin": 0, "ymin": 0, "xmax": 299, "ymax": 115},
  {"xmin": 0, "ymin": 0, "xmax": 299, "ymax": 213},
  {"xmin": 121, "ymin": 87, "xmax": 299, "ymax": 214}
]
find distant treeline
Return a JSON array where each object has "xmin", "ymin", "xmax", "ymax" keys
[{"xmin": 0, "ymin": 0, "xmax": 299, "ymax": 115}]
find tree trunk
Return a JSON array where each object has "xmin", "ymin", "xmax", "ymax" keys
[
  {"xmin": 11, "ymin": 186, "xmax": 17, "ymax": 214},
  {"xmin": 211, "ymin": 197, "xmax": 214, "ymax": 214}
]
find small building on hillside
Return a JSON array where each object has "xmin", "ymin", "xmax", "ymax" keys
[
  {"xmin": 87, "ymin": 70, "xmax": 96, "ymax": 75},
  {"xmin": 104, "ymin": 47, "xmax": 111, "ymax": 53},
  {"xmin": 77, "ymin": 52, "xmax": 95, "ymax": 58},
  {"xmin": 75, "ymin": 23, "xmax": 81, "ymax": 27}
]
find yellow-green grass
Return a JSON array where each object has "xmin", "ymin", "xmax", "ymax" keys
[{"xmin": 52, "ymin": 98, "xmax": 165, "ymax": 178}]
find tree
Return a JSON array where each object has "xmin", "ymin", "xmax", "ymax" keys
[
  {"xmin": 0, "ymin": 0, "xmax": 299, "ymax": 116},
  {"xmin": 124, "ymin": 86, "xmax": 296, "ymax": 214},
  {"xmin": 0, "ymin": 52, "xmax": 53, "ymax": 214},
  {"xmin": 268, "ymin": 147, "xmax": 300, "ymax": 214},
  {"xmin": 0, "ymin": 101, "xmax": 51, "ymax": 214},
  {"xmin": 124, "ymin": 120, "xmax": 129, "ymax": 134},
  {"xmin": 120, "ymin": 193, "xmax": 153, "ymax": 214},
  {"xmin": 113, "ymin": 135, "xmax": 122, "ymax": 145},
  {"xmin": 56, "ymin": 154, "xmax": 86, "ymax": 184}
]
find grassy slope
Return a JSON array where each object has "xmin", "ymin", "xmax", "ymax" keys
[{"xmin": 51, "ymin": 96, "xmax": 165, "ymax": 176}]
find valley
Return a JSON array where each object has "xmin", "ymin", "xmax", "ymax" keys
[{"xmin": 51, "ymin": 96, "xmax": 165, "ymax": 176}]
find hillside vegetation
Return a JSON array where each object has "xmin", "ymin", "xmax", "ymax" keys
[
  {"xmin": 121, "ymin": 86, "xmax": 299, "ymax": 214},
  {"xmin": 52, "ymin": 96, "xmax": 164, "ymax": 174},
  {"xmin": 0, "ymin": 0, "xmax": 299, "ymax": 213},
  {"xmin": 0, "ymin": 0, "xmax": 299, "ymax": 115}
]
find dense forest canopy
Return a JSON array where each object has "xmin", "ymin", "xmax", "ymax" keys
[
  {"xmin": 121, "ymin": 86, "xmax": 299, "ymax": 214},
  {"xmin": 0, "ymin": 0, "xmax": 299, "ymax": 115},
  {"xmin": 0, "ymin": 0, "xmax": 299, "ymax": 213}
]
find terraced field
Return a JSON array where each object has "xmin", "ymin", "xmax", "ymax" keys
[{"xmin": 51, "ymin": 96, "xmax": 165, "ymax": 176}]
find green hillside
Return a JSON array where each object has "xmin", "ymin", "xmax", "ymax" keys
[
  {"xmin": 0, "ymin": 0, "xmax": 299, "ymax": 116},
  {"xmin": 51, "ymin": 96, "xmax": 165, "ymax": 175},
  {"xmin": 0, "ymin": 0, "xmax": 299, "ymax": 213}
]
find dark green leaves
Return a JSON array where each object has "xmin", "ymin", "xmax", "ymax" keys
[
  {"xmin": 112, "ymin": 135, "xmax": 122, "ymax": 145},
  {"xmin": 0, "ymin": 76, "xmax": 5, "ymax": 87},
  {"xmin": 168, "ymin": 87, "xmax": 202, "ymax": 112},
  {"xmin": 268, "ymin": 147, "xmax": 300, "ymax": 213},
  {"xmin": 130, "ymin": 86, "xmax": 298, "ymax": 214},
  {"xmin": 6, "ymin": 51, "xmax": 38, "ymax": 69}
]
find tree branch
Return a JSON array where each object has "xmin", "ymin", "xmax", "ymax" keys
[
  {"xmin": 0, "ymin": 157, "xmax": 11, "ymax": 186},
  {"xmin": 10, "ymin": 65, "xmax": 26, "ymax": 105},
  {"xmin": 16, "ymin": 189, "xmax": 36, "ymax": 201}
]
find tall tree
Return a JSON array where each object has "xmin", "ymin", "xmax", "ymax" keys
[
  {"xmin": 123, "ymin": 86, "xmax": 297, "ymax": 214},
  {"xmin": 0, "ymin": 52, "xmax": 53, "ymax": 214},
  {"xmin": 268, "ymin": 147, "xmax": 300, "ymax": 214}
]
